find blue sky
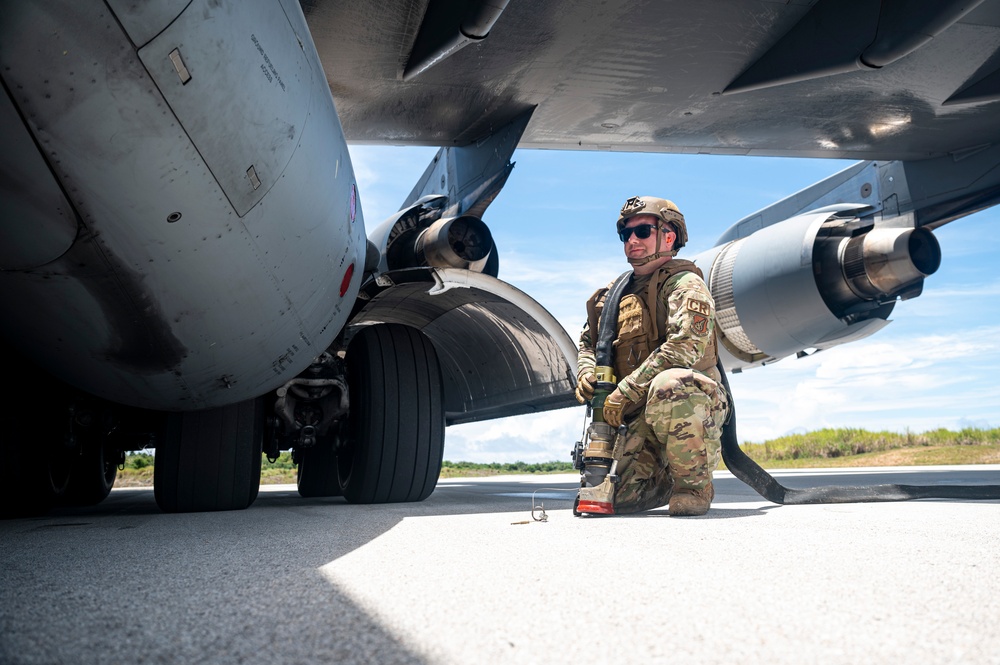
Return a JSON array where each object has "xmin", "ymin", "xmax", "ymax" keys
[{"xmin": 350, "ymin": 146, "xmax": 1000, "ymax": 463}]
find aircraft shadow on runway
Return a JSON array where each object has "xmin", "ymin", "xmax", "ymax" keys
[{"xmin": 3, "ymin": 464, "xmax": 994, "ymax": 665}]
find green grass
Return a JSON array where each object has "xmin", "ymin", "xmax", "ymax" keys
[
  {"xmin": 439, "ymin": 460, "xmax": 575, "ymax": 478},
  {"xmin": 113, "ymin": 427, "xmax": 1000, "ymax": 486},
  {"xmin": 739, "ymin": 444, "xmax": 1000, "ymax": 469},
  {"xmin": 733, "ymin": 427, "xmax": 1000, "ymax": 466}
]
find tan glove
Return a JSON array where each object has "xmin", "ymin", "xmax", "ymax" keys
[
  {"xmin": 575, "ymin": 372, "xmax": 597, "ymax": 404},
  {"xmin": 602, "ymin": 388, "xmax": 631, "ymax": 428}
]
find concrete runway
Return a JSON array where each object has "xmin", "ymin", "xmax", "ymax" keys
[{"xmin": 2, "ymin": 466, "xmax": 998, "ymax": 664}]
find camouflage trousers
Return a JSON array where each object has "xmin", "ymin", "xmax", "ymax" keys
[{"xmin": 612, "ymin": 368, "xmax": 729, "ymax": 514}]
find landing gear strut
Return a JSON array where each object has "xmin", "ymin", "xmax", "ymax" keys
[{"xmin": 275, "ymin": 324, "xmax": 446, "ymax": 503}]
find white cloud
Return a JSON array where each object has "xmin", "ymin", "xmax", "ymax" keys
[
  {"xmin": 725, "ymin": 325, "xmax": 1000, "ymax": 443},
  {"xmin": 445, "ymin": 407, "xmax": 588, "ymax": 463},
  {"xmin": 496, "ymin": 250, "xmax": 625, "ymax": 336}
]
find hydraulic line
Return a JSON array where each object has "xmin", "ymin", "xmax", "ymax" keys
[{"xmin": 716, "ymin": 361, "xmax": 1000, "ymax": 503}]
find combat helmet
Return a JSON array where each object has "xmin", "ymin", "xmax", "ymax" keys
[{"xmin": 616, "ymin": 196, "xmax": 688, "ymax": 250}]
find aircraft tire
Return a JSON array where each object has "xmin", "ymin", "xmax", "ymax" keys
[
  {"xmin": 296, "ymin": 440, "xmax": 342, "ymax": 497},
  {"xmin": 0, "ymin": 436, "xmax": 70, "ymax": 518},
  {"xmin": 62, "ymin": 440, "xmax": 118, "ymax": 506},
  {"xmin": 339, "ymin": 324, "xmax": 444, "ymax": 504},
  {"xmin": 153, "ymin": 398, "xmax": 263, "ymax": 513},
  {"xmin": 0, "ymin": 382, "xmax": 73, "ymax": 518}
]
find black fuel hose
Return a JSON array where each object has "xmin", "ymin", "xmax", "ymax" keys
[
  {"xmin": 716, "ymin": 360, "xmax": 1000, "ymax": 503},
  {"xmin": 594, "ymin": 271, "xmax": 632, "ymax": 368}
]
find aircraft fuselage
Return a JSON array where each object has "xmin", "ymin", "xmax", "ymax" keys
[{"xmin": 0, "ymin": 0, "xmax": 365, "ymax": 411}]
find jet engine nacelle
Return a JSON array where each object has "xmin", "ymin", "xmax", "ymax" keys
[
  {"xmin": 414, "ymin": 215, "xmax": 494, "ymax": 271},
  {"xmin": 370, "ymin": 196, "xmax": 498, "ymax": 276},
  {"xmin": 694, "ymin": 205, "xmax": 941, "ymax": 370}
]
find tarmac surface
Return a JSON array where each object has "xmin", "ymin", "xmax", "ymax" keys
[{"xmin": 1, "ymin": 466, "xmax": 999, "ymax": 664}]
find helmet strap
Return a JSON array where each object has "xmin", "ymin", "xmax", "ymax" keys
[{"xmin": 628, "ymin": 251, "xmax": 671, "ymax": 266}]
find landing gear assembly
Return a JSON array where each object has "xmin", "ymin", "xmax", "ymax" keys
[
  {"xmin": 2, "ymin": 321, "xmax": 447, "ymax": 517},
  {"xmin": 0, "ymin": 355, "xmax": 136, "ymax": 518},
  {"xmin": 150, "ymin": 323, "xmax": 445, "ymax": 512},
  {"xmin": 270, "ymin": 323, "xmax": 446, "ymax": 505}
]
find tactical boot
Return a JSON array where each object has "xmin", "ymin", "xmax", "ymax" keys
[{"xmin": 668, "ymin": 482, "xmax": 714, "ymax": 516}]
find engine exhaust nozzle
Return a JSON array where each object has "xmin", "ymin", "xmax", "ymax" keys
[
  {"xmin": 414, "ymin": 215, "xmax": 494, "ymax": 272},
  {"xmin": 841, "ymin": 227, "xmax": 941, "ymax": 299}
]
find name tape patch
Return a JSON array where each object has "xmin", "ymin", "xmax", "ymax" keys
[{"xmin": 687, "ymin": 299, "xmax": 711, "ymax": 316}]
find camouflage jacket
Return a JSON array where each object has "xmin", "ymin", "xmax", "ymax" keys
[{"xmin": 578, "ymin": 259, "xmax": 720, "ymax": 403}]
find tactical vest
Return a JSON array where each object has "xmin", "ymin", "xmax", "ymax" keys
[{"xmin": 586, "ymin": 259, "xmax": 719, "ymax": 382}]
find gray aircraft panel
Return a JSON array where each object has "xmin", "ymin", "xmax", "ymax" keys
[{"xmin": 303, "ymin": 0, "xmax": 1000, "ymax": 160}]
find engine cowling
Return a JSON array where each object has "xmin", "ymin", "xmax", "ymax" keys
[
  {"xmin": 693, "ymin": 205, "xmax": 941, "ymax": 370},
  {"xmin": 369, "ymin": 197, "xmax": 498, "ymax": 276},
  {"xmin": 414, "ymin": 215, "xmax": 493, "ymax": 271}
]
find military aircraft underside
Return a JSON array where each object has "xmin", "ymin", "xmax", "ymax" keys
[{"xmin": 1, "ymin": 0, "xmax": 999, "ymax": 515}]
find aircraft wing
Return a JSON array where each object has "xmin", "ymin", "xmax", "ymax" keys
[{"xmin": 302, "ymin": 0, "xmax": 1000, "ymax": 160}]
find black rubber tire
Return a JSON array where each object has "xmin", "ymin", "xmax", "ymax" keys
[
  {"xmin": 62, "ymin": 440, "xmax": 118, "ymax": 506},
  {"xmin": 0, "ymin": 435, "xmax": 70, "ymax": 518},
  {"xmin": 153, "ymin": 398, "xmax": 263, "ymax": 513},
  {"xmin": 339, "ymin": 324, "xmax": 445, "ymax": 504},
  {"xmin": 0, "ymin": 369, "xmax": 73, "ymax": 518},
  {"xmin": 296, "ymin": 440, "xmax": 343, "ymax": 497}
]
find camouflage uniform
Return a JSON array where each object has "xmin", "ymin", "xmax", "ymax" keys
[{"xmin": 578, "ymin": 261, "xmax": 729, "ymax": 514}]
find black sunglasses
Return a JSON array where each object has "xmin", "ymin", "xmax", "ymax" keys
[{"xmin": 619, "ymin": 223, "xmax": 666, "ymax": 242}]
